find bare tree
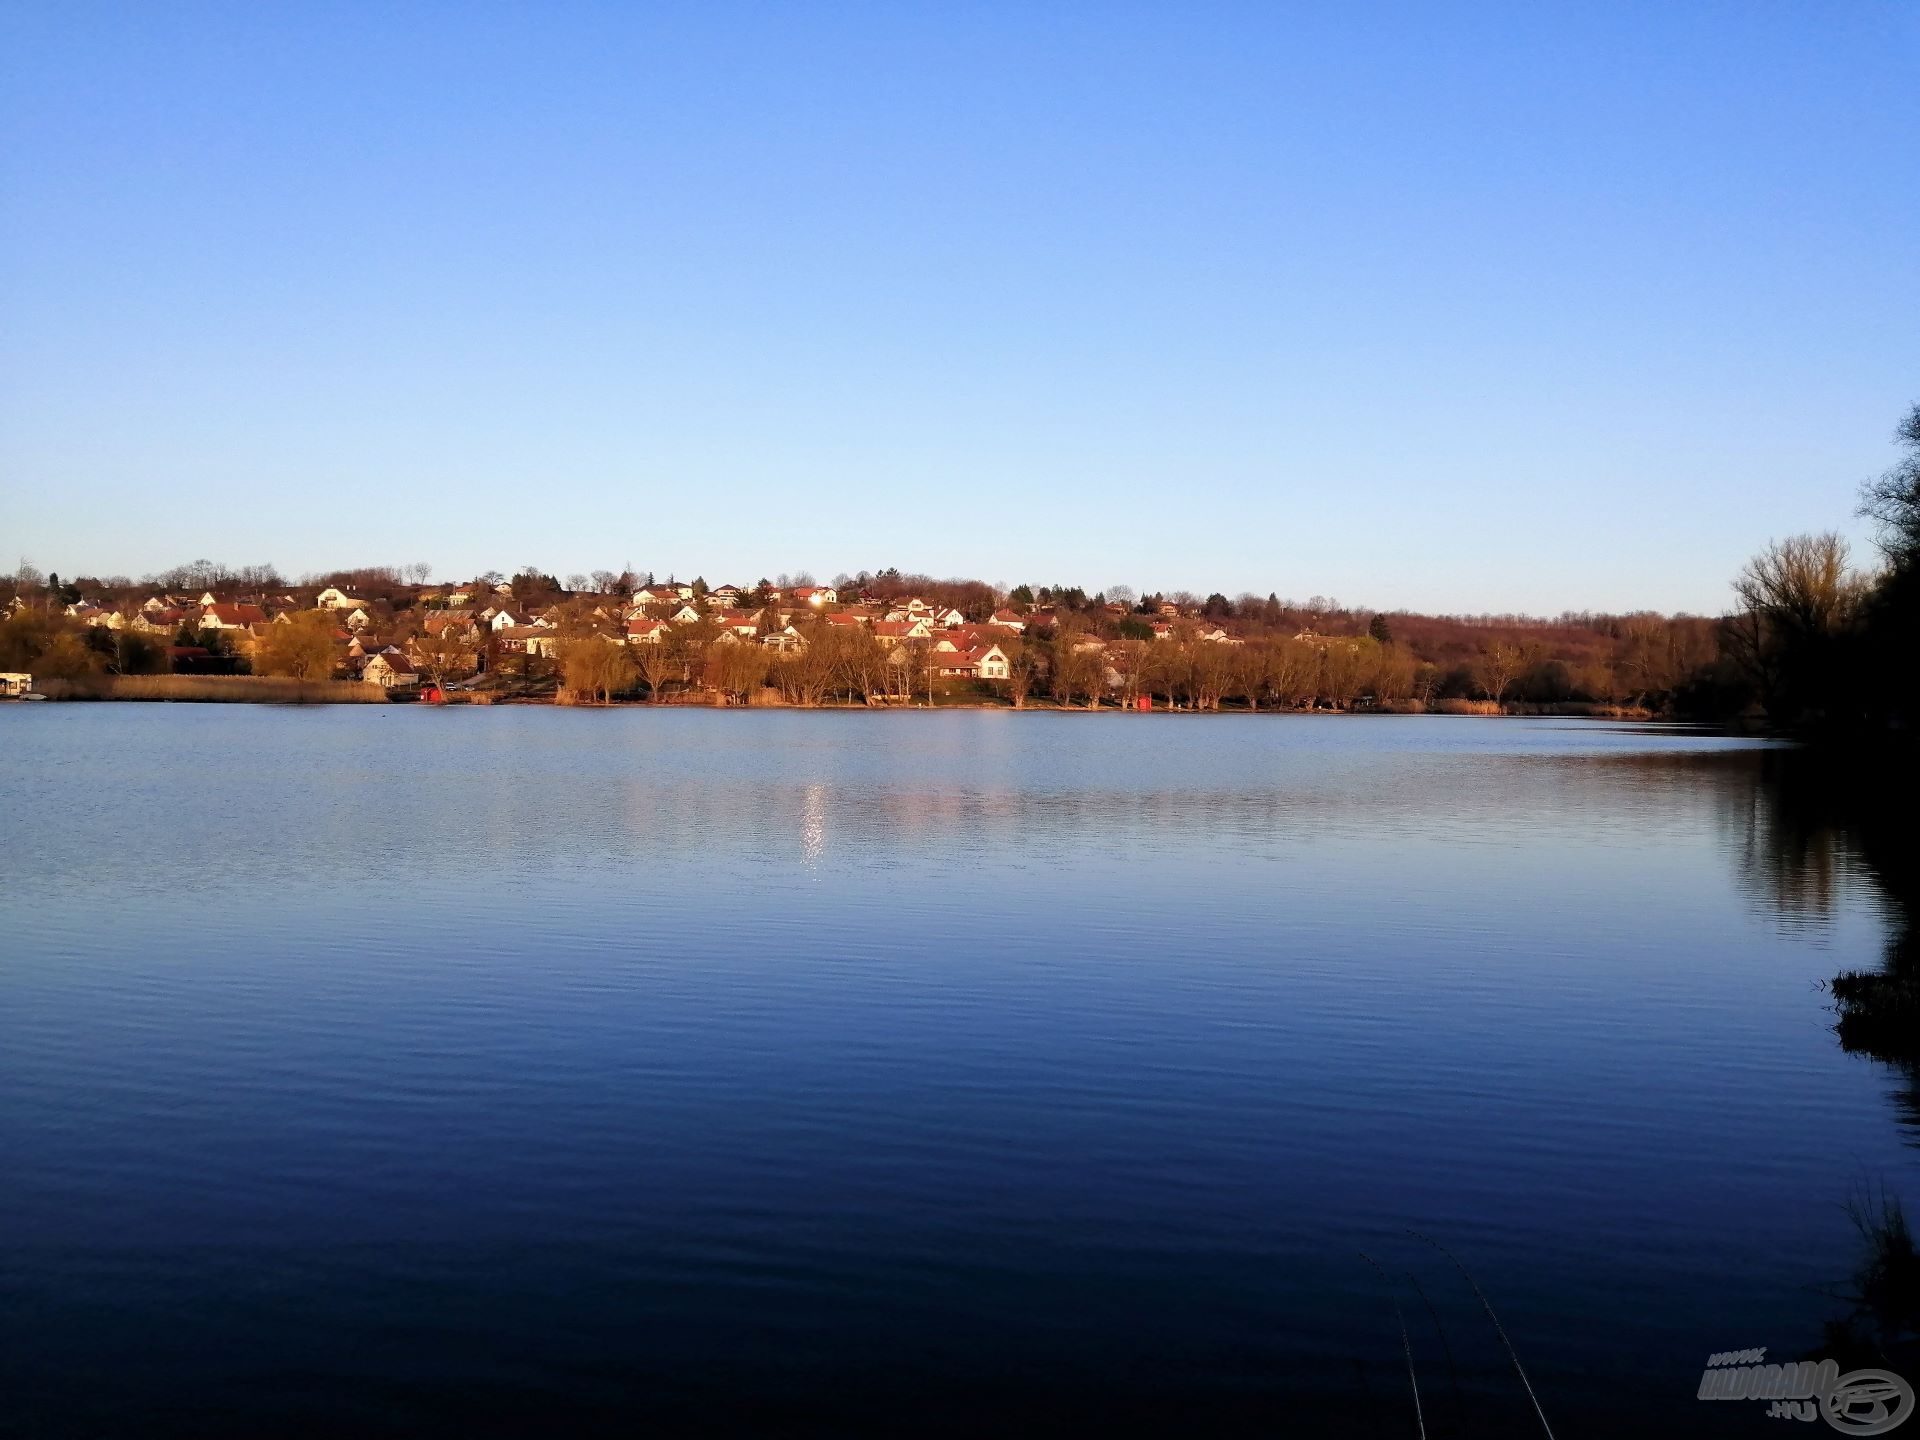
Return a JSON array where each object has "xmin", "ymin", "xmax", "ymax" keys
[
  {"xmin": 830, "ymin": 629, "xmax": 890, "ymax": 705},
  {"xmin": 987, "ymin": 637, "xmax": 1028, "ymax": 708},
  {"xmin": 633, "ymin": 632, "xmax": 685, "ymax": 702},
  {"xmin": 415, "ymin": 621, "xmax": 477, "ymax": 695},
  {"xmin": 1859, "ymin": 402, "xmax": 1920, "ymax": 570},
  {"xmin": 1106, "ymin": 639, "xmax": 1146, "ymax": 708},
  {"xmin": 1188, "ymin": 641, "xmax": 1231, "ymax": 711},
  {"xmin": 1733, "ymin": 533, "xmax": 1859, "ymax": 637},
  {"xmin": 1318, "ymin": 638, "xmax": 1373, "ymax": 710},
  {"xmin": 1370, "ymin": 640, "xmax": 1417, "ymax": 704},
  {"xmin": 774, "ymin": 633, "xmax": 836, "ymax": 707},
  {"xmin": 1471, "ymin": 640, "xmax": 1533, "ymax": 711},
  {"xmin": 556, "ymin": 637, "xmax": 636, "ymax": 704},
  {"xmin": 253, "ymin": 610, "xmax": 337, "ymax": 681},
  {"xmin": 705, "ymin": 640, "xmax": 770, "ymax": 705},
  {"xmin": 1051, "ymin": 633, "xmax": 1104, "ymax": 708},
  {"xmin": 1725, "ymin": 532, "xmax": 1861, "ymax": 718}
]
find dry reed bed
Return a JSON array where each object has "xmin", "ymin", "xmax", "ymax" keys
[{"xmin": 42, "ymin": 675, "xmax": 388, "ymax": 703}]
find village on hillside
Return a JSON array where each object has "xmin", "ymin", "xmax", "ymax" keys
[{"xmin": 0, "ymin": 564, "xmax": 1727, "ymax": 712}]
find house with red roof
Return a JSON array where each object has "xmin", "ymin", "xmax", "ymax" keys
[
  {"xmin": 493, "ymin": 626, "xmax": 559, "ymax": 656},
  {"xmin": 929, "ymin": 644, "xmax": 1010, "ymax": 681},
  {"xmin": 363, "ymin": 652, "xmax": 420, "ymax": 688}
]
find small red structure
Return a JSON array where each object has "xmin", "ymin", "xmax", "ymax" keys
[
  {"xmin": 1136, "ymin": 695, "xmax": 1152, "ymax": 711},
  {"xmin": 421, "ymin": 686, "xmax": 444, "ymax": 705}
]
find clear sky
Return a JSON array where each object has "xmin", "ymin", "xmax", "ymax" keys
[{"xmin": 2, "ymin": 2, "xmax": 1915, "ymax": 614}]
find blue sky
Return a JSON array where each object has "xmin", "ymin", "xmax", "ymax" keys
[{"xmin": 2, "ymin": 1, "xmax": 1915, "ymax": 613}]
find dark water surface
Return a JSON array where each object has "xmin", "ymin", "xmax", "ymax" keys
[{"xmin": 2, "ymin": 708, "xmax": 1913, "ymax": 1436}]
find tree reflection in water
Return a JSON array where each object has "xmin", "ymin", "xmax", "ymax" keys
[
  {"xmin": 1733, "ymin": 749, "xmax": 1919, "ymax": 1083},
  {"xmin": 1737, "ymin": 746, "xmax": 1920, "ymax": 1377}
]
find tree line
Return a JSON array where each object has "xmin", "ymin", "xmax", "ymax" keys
[{"xmin": 1720, "ymin": 400, "xmax": 1920, "ymax": 739}]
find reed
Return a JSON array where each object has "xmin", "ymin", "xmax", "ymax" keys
[
  {"xmin": 46, "ymin": 674, "xmax": 389, "ymax": 703},
  {"xmin": 1830, "ymin": 968, "xmax": 1920, "ymax": 1063}
]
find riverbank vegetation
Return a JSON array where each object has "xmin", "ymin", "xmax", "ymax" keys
[
  {"xmin": 1819, "ymin": 1183, "xmax": 1920, "ymax": 1379},
  {"xmin": 0, "ymin": 561, "xmax": 1742, "ymax": 715},
  {"xmin": 35, "ymin": 674, "xmax": 387, "ymax": 703}
]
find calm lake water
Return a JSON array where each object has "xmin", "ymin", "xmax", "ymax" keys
[{"xmin": 1, "ymin": 707, "xmax": 1913, "ymax": 1437}]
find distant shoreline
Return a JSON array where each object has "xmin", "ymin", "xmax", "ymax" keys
[{"xmin": 14, "ymin": 677, "xmax": 1658, "ymax": 719}]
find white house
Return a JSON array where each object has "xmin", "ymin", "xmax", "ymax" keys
[
  {"xmin": 492, "ymin": 625, "xmax": 560, "ymax": 656},
  {"xmin": 631, "ymin": 583, "xmax": 694, "ymax": 606},
  {"xmin": 131, "ymin": 608, "xmax": 185, "ymax": 634},
  {"xmin": 362, "ymin": 652, "xmax": 419, "ymax": 688},
  {"xmin": 200, "ymin": 603, "xmax": 267, "ymax": 631},
  {"xmin": 0, "ymin": 672, "xmax": 33, "ymax": 696}
]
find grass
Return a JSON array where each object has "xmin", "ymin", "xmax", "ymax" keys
[{"xmin": 1818, "ymin": 1182, "xmax": 1920, "ymax": 1373}]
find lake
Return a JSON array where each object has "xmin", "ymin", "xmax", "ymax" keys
[{"xmin": 1, "ymin": 707, "xmax": 1912, "ymax": 1436}]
